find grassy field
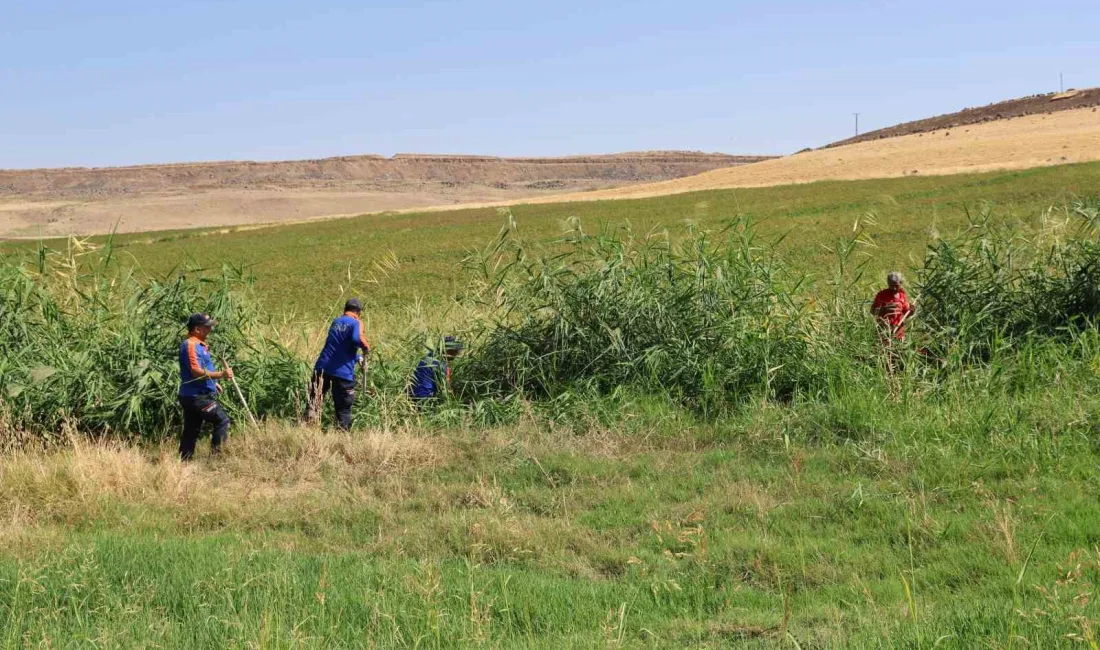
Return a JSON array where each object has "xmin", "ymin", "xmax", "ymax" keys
[
  {"xmin": 2, "ymin": 161, "xmax": 1100, "ymax": 648},
  {"xmin": 4, "ymin": 384, "xmax": 1100, "ymax": 647},
  {"xmin": 29, "ymin": 160, "xmax": 1100, "ymax": 334}
]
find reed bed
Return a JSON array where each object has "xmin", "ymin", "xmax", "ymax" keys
[{"xmin": 1, "ymin": 199, "xmax": 1097, "ymax": 441}]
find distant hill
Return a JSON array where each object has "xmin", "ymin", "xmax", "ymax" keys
[
  {"xmin": 0, "ymin": 151, "xmax": 773, "ymax": 200},
  {"xmin": 0, "ymin": 151, "xmax": 774, "ymax": 237},
  {"xmin": 824, "ymin": 88, "xmax": 1100, "ymax": 148}
]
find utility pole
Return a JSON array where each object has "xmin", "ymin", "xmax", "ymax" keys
[
  {"xmin": 853, "ymin": 113, "xmax": 860, "ymax": 137},
  {"xmin": 1060, "ymin": 72, "xmax": 1064, "ymax": 93}
]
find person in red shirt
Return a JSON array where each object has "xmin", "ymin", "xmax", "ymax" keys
[{"xmin": 871, "ymin": 271, "xmax": 915, "ymax": 341}]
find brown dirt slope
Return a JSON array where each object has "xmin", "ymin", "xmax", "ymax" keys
[
  {"xmin": 0, "ymin": 151, "xmax": 772, "ymax": 238},
  {"xmin": 825, "ymin": 87, "xmax": 1100, "ymax": 148}
]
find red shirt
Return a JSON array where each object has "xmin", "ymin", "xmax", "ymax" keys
[{"xmin": 872, "ymin": 288, "xmax": 912, "ymax": 339}]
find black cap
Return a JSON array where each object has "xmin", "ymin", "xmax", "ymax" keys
[
  {"xmin": 186, "ymin": 313, "xmax": 217, "ymax": 329},
  {"xmin": 344, "ymin": 298, "xmax": 363, "ymax": 313}
]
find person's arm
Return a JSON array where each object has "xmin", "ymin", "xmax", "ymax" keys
[
  {"xmin": 202, "ymin": 366, "xmax": 232, "ymax": 381},
  {"xmin": 187, "ymin": 341, "xmax": 221, "ymax": 379},
  {"xmin": 186, "ymin": 340, "xmax": 205, "ymax": 378},
  {"xmin": 871, "ymin": 294, "xmax": 885, "ymax": 317},
  {"xmin": 355, "ymin": 321, "xmax": 371, "ymax": 353},
  {"xmin": 187, "ymin": 341, "xmax": 232, "ymax": 380}
]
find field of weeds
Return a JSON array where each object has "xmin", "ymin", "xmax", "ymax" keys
[{"xmin": 2, "ymin": 162, "xmax": 1100, "ymax": 647}]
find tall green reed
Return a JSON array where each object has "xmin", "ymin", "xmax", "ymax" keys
[
  {"xmin": 0, "ymin": 237, "xmax": 306, "ymax": 441},
  {"xmin": 453, "ymin": 200, "xmax": 1099, "ymax": 416},
  {"xmin": 453, "ymin": 216, "xmax": 864, "ymax": 414},
  {"xmin": 917, "ymin": 198, "xmax": 1099, "ymax": 360},
  {"xmin": 2, "ymin": 197, "xmax": 1096, "ymax": 438}
]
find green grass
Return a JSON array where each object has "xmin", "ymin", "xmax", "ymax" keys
[
  {"xmin": 3, "ymin": 162, "xmax": 1100, "ymax": 647},
  {"xmin": 4, "ymin": 387, "xmax": 1100, "ymax": 647},
  {"xmin": 10, "ymin": 160, "xmax": 1094, "ymax": 333}
]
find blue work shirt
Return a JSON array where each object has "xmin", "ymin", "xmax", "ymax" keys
[
  {"xmin": 314, "ymin": 312, "xmax": 371, "ymax": 381},
  {"xmin": 179, "ymin": 336, "xmax": 217, "ymax": 397},
  {"xmin": 409, "ymin": 353, "xmax": 449, "ymax": 399}
]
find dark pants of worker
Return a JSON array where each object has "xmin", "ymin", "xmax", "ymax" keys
[
  {"xmin": 306, "ymin": 371, "xmax": 356, "ymax": 430},
  {"xmin": 178, "ymin": 394, "xmax": 230, "ymax": 460}
]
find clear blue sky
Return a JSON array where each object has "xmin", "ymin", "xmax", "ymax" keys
[{"xmin": 2, "ymin": 1, "xmax": 1097, "ymax": 169}]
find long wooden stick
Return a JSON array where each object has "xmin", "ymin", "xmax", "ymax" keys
[
  {"xmin": 220, "ymin": 357, "xmax": 258, "ymax": 426},
  {"xmin": 890, "ymin": 310, "xmax": 911, "ymax": 340}
]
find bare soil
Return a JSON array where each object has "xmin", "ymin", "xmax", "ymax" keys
[{"xmin": 0, "ymin": 152, "xmax": 771, "ymax": 237}]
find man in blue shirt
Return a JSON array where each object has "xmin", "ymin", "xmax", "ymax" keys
[
  {"xmin": 178, "ymin": 313, "xmax": 234, "ymax": 460},
  {"xmin": 307, "ymin": 298, "xmax": 371, "ymax": 429},
  {"xmin": 409, "ymin": 336, "xmax": 463, "ymax": 403}
]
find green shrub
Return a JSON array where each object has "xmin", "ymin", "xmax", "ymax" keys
[
  {"xmin": 454, "ymin": 217, "xmax": 838, "ymax": 414},
  {"xmin": 917, "ymin": 197, "xmax": 1100, "ymax": 359},
  {"xmin": 0, "ymin": 238, "xmax": 308, "ymax": 440}
]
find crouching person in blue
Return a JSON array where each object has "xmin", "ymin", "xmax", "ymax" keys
[
  {"xmin": 409, "ymin": 336, "xmax": 463, "ymax": 403},
  {"xmin": 178, "ymin": 313, "xmax": 234, "ymax": 460},
  {"xmin": 307, "ymin": 299, "xmax": 371, "ymax": 429}
]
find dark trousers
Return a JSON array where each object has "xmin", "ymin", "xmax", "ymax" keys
[
  {"xmin": 306, "ymin": 371, "xmax": 356, "ymax": 430},
  {"xmin": 178, "ymin": 394, "xmax": 230, "ymax": 460}
]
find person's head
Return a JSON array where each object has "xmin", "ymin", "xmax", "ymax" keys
[
  {"xmin": 186, "ymin": 313, "xmax": 217, "ymax": 341},
  {"xmin": 443, "ymin": 335, "xmax": 464, "ymax": 360},
  {"xmin": 344, "ymin": 298, "xmax": 363, "ymax": 315},
  {"xmin": 887, "ymin": 271, "xmax": 903, "ymax": 289}
]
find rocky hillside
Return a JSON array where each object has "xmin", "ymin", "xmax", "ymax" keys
[{"xmin": 0, "ymin": 152, "xmax": 773, "ymax": 200}]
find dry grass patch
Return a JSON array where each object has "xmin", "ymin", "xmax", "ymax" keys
[{"xmin": 0, "ymin": 423, "xmax": 445, "ymax": 530}]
